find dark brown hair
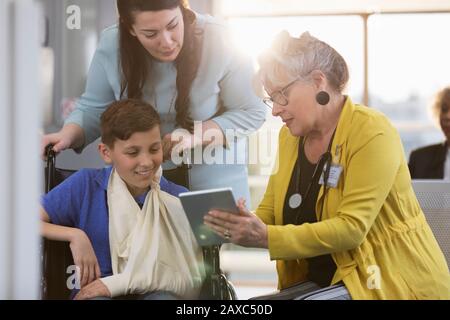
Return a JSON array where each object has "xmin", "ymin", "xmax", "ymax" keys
[
  {"xmin": 101, "ymin": 99, "xmax": 161, "ymax": 147},
  {"xmin": 117, "ymin": 0, "xmax": 201, "ymax": 132}
]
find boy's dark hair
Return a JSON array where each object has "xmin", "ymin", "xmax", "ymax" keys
[{"xmin": 101, "ymin": 99, "xmax": 161, "ymax": 147}]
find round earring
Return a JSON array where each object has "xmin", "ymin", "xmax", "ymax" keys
[{"xmin": 316, "ymin": 91, "xmax": 330, "ymax": 105}]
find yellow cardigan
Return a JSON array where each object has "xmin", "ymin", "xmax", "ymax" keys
[{"xmin": 256, "ymin": 97, "xmax": 450, "ymax": 299}]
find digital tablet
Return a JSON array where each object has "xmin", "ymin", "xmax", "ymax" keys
[{"xmin": 179, "ymin": 187, "xmax": 239, "ymax": 246}]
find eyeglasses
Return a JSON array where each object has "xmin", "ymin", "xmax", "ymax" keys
[{"xmin": 263, "ymin": 78, "xmax": 301, "ymax": 109}]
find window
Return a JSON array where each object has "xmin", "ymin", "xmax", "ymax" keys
[
  {"xmin": 368, "ymin": 13, "xmax": 450, "ymax": 156},
  {"xmin": 229, "ymin": 15, "xmax": 364, "ymax": 101}
]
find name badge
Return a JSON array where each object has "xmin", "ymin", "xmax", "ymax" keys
[{"xmin": 319, "ymin": 163, "xmax": 343, "ymax": 188}]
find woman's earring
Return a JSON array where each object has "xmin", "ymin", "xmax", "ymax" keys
[{"xmin": 316, "ymin": 91, "xmax": 330, "ymax": 105}]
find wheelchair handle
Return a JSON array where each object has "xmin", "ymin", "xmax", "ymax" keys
[
  {"xmin": 45, "ymin": 144, "xmax": 56, "ymax": 193},
  {"xmin": 45, "ymin": 144, "xmax": 56, "ymax": 159}
]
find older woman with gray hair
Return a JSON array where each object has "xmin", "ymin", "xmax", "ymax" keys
[{"xmin": 204, "ymin": 31, "xmax": 450, "ymax": 300}]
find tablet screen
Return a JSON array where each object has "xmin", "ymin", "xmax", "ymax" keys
[{"xmin": 179, "ymin": 188, "xmax": 238, "ymax": 246}]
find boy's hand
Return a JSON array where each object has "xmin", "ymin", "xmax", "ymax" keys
[
  {"xmin": 74, "ymin": 279, "xmax": 111, "ymax": 300},
  {"xmin": 69, "ymin": 229, "xmax": 101, "ymax": 288}
]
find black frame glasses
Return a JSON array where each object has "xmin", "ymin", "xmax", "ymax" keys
[{"xmin": 263, "ymin": 78, "xmax": 301, "ymax": 109}]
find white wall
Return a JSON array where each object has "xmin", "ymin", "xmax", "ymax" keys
[
  {"xmin": 0, "ymin": 0, "xmax": 42, "ymax": 299},
  {"xmin": 0, "ymin": 0, "xmax": 13, "ymax": 300}
]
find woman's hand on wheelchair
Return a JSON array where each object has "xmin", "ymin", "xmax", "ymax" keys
[
  {"xmin": 41, "ymin": 123, "xmax": 85, "ymax": 159},
  {"xmin": 73, "ymin": 279, "xmax": 111, "ymax": 300},
  {"xmin": 69, "ymin": 229, "xmax": 101, "ymax": 288},
  {"xmin": 41, "ymin": 132, "xmax": 72, "ymax": 159}
]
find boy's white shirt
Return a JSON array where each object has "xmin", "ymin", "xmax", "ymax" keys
[{"xmin": 100, "ymin": 166, "xmax": 205, "ymax": 298}]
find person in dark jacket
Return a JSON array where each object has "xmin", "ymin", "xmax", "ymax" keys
[{"xmin": 409, "ymin": 86, "xmax": 450, "ymax": 179}]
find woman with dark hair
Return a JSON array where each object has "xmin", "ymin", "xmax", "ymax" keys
[{"xmin": 42, "ymin": 0, "xmax": 266, "ymax": 202}]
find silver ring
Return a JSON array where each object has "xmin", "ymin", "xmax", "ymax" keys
[{"xmin": 224, "ymin": 229, "xmax": 231, "ymax": 239}]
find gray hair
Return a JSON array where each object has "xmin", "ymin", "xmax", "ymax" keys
[{"xmin": 258, "ymin": 31, "xmax": 349, "ymax": 93}]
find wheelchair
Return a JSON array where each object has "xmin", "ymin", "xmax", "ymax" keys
[{"xmin": 41, "ymin": 146, "xmax": 237, "ymax": 300}]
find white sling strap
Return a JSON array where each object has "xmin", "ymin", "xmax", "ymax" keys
[{"xmin": 100, "ymin": 167, "xmax": 205, "ymax": 298}]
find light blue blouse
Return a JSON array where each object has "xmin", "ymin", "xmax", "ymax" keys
[{"xmin": 65, "ymin": 13, "xmax": 266, "ymax": 203}]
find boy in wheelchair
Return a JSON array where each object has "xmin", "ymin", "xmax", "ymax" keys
[{"xmin": 40, "ymin": 99, "xmax": 205, "ymax": 300}]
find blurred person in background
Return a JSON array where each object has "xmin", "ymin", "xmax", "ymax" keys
[{"xmin": 409, "ymin": 86, "xmax": 450, "ymax": 179}]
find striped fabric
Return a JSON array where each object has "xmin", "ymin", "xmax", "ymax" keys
[
  {"xmin": 250, "ymin": 281, "xmax": 351, "ymax": 300},
  {"xmin": 295, "ymin": 283, "xmax": 351, "ymax": 300}
]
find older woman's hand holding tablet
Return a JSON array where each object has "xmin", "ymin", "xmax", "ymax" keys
[{"xmin": 179, "ymin": 188, "xmax": 268, "ymax": 247}]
